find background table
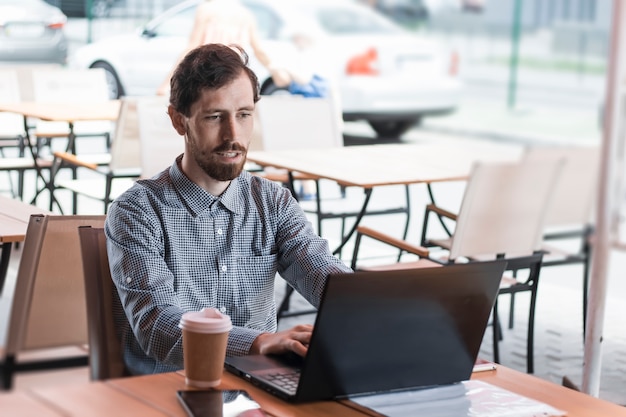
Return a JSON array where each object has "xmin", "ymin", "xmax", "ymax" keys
[{"xmin": 0, "ymin": 196, "xmax": 51, "ymax": 295}]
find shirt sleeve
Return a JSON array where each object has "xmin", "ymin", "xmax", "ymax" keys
[
  {"xmin": 272, "ymin": 186, "xmax": 353, "ymax": 307},
  {"xmin": 105, "ymin": 198, "xmax": 264, "ymax": 368}
]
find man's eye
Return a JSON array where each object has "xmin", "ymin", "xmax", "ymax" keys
[{"xmin": 239, "ymin": 112, "xmax": 253, "ymax": 118}]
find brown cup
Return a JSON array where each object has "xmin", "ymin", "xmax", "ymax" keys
[{"xmin": 179, "ymin": 308, "xmax": 232, "ymax": 388}]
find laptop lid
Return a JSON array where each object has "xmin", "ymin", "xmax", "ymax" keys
[{"xmin": 226, "ymin": 261, "xmax": 506, "ymax": 403}]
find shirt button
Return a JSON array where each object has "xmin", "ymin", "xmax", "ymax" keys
[
  {"xmin": 126, "ymin": 277, "xmax": 132, "ymax": 284},
  {"xmin": 219, "ymin": 307, "xmax": 226, "ymax": 313},
  {"xmin": 217, "ymin": 228, "xmax": 223, "ymax": 235},
  {"xmin": 221, "ymin": 265, "xmax": 227, "ymax": 272}
]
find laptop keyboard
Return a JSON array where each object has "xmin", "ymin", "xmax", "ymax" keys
[{"xmin": 266, "ymin": 370, "xmax": 301, "ymax": 395}]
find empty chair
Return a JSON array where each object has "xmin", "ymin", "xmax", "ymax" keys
[
  {"xmin": 0, "ymin": 69, "xmax": 30, "ymax": 198},
  {"xmin": 78, "ymin": 226, "xmax": 129, "ymax": 380},
  {"xmin": 0, "ymin": 214, "xmax": 106, "ymax": 390},
  {"xmin": 50, "ymin": 96, "xmax": 144, "ymax": 214},
  {"xmin": 31, "ymin": 68, "xmax": 113, "ymax": 155},
  {"xmin": 0, "ymin": 69, "xmax": 27, "ymax": 152},
  {"xmin": 136, "ymin": 95, "xmax": 183, "ymax": 179},
  {"xmin": 250, "ymin": 94, "xmax": 343, "ymax": 205},
  {"xmin": 522, "ymin": 145, "xmax": 600, "ymax": 334},
  {"xmin": 351, "ymin": 158, "xmax": 564, "ymax": 373},
  {"xmin": 251, "ymin": 95, "xmax": 364, "ymax": 320}
]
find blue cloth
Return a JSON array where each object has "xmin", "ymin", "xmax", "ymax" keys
[{"xmin": 288, "ymin": 74, "xmax": 329, "ymax": 98}]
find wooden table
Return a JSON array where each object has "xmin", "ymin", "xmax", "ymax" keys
[
  {"xmin": 0, "ymin": 101, "xmax": 121, "ymax": 210},
  {"xmin": 247, "ymin": 141, "xmax": 523, "ymax": 189},
  {"xmin": 247, "ymin": 142, "xmax": 523, "ymax": 251},
  {"xmin": 0, "ymin": 195, "xmax": 51, "ymax": 295},
  {"xmin": 2, "ymin": 365, "xmax": 625, "ymax": 416}
]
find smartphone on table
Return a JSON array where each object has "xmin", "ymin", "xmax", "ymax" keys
[{"xmin": 177, "ymin": 389, "xmax": 268, "ymax": 417}]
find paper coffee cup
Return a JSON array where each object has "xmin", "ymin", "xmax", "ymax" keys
[{"xmin": 179, "ymin": 308, "xmax": 232, "ymax": 388}]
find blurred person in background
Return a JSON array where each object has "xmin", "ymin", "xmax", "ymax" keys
[{"xmin": 157, "ymin": 0, "xmax": 291, "ymax": 96}]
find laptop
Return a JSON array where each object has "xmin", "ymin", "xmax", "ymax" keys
[{"xmin": 224, "ymin": 261, "xmax": 506, "ymax": 403}]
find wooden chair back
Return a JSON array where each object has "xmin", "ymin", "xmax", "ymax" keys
[{"xmin": 78, "ymin": 226, "xmax": 129, "ymax": 380}]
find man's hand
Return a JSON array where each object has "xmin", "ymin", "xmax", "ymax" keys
[{"xmin": 250, "ymin": 324, "xmax": 313, "ymax": 357}]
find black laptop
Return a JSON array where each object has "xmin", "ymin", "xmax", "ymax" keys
[{"xmin": 224, "ymin": 261, "xmax": 506, "ymax": 403}]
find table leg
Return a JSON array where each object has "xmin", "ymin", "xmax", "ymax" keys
[
  {"xmin": 0, "ymin": 242, "xmax": 13, "ymax": 296},
  {"xmin": 26, "ymin": 118, "xmax": 72, "ymax": 213},
  {"xmin": 426, "ymin": 183, "xmax": 453, "ymax": 237},
  {"xmin": 332, "ymin": 188, "xmax": 373, "ymax": 256}
]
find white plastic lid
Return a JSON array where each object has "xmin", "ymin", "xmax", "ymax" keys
[{"xmin": 178, "ymin": 307, "xmax": 232, "ymax": 334}]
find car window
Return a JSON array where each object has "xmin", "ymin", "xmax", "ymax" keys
[
  {"xmin": 308, "ymin": 6, "xmax": 403, "ymax": 35},
  {"xmin": 151, "ymin": 5, "xmax": 196, "ymax": 37}
]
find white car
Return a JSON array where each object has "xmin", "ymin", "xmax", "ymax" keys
[{"xmin": 70, "ymin": 0, "xmax": 461, "ymax": 137}]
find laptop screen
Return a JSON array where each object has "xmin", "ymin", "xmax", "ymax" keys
[{"xmin": 296, "ymin": 261, "xmax": 506, "ymax": 401}]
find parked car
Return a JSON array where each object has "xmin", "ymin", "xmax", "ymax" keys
[
  {"xmin": 0, "ymin": 0, "xmax": 68, "ymax": 64},
  {"xmin": 70, "ymin": 0, "xmax": 461, "ymax": 137}
]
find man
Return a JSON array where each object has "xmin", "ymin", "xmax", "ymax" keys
[{"xmin": 105, "ymin": 43, "xmax": 351, "ymax": 375}]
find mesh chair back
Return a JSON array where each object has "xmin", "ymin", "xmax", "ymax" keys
[
  {"xmin": 523, "ymin": 146, "xmax": 600, "ymax": 228},
  {"xmin": 251, "ymin": 95, "xmax": 343, "ymax": 152},
  {"xmin": 137, "ymin": 95, "xmax": 182, "ymax": 179},
  {"xmin": 5, "ymin": 215, "xmax": 106, "ymax": 354},
  {"xmin": 450, "ymin": 159, "xmax": 563, "ymax": 260},
  {"xmin": 109, "ymin": 97, "xmax": 142, "ymax": 173},
  {"xmin": 0, "ymin": 70, "xmax": 25, "ymax": 139}
]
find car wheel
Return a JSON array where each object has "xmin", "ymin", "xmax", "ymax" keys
[
  {"xmin": 368, "ymin": 119, "xmax": 420, "ymax": 138},
  {"xmin": 92, "ymin": 61, "xmax": 124, "ymax": 99}
]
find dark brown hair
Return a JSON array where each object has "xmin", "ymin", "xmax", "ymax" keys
[{"xmin": 169, "ymin": 43, "xmax": 260, "ymax": 116}]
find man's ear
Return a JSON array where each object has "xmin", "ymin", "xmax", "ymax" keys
[{"xmin": 167, "ymin": 105, "xmax": 187, "ymax": 136}]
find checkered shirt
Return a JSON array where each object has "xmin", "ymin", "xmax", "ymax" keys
[{"xmin": 104, "ymin": 157, "xmax": 351, "ymax": 375}]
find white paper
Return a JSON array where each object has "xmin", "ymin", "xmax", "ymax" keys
[{"xmin": 349, "ymin": 380, "xmax": 566, "ymax": 417}]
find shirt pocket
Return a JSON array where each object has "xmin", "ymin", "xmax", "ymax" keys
[{"xmin": 233, "ymin": 254, "xmax": 278, "ymax": 328}]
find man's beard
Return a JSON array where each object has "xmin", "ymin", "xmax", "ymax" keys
[{"xmin": 189, "ymin": 139, "xmax": 247, "ymax": 182}]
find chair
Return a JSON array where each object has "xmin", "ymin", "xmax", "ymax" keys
[
  {"xmin": 522, "ymin": 145, "xmax": 600, "ymax": 334},
  {"xmin": 350, "ymin": 158, "xmax": 564, "ymax": 374},
  {"xmin": 78, "ymin": 226, "xmax": 129, "ymax": 380},
  {"xmin": 136, "ymin": 95, "xmax": 183, "ymax": 179},
  {"xmin": 0, "ymin": 214, "xmax": 106, "ymax": 390},
  {"xmin": 251, "ymin": 94, "xmax": 345, "ymax": 236},
  {"xmin": 50, "ymin": 96, "xmax": 145, "ymax": 214},
  {"xmin": 0, "ymin": 69, "xmax": 30, "ymax": 198},
  {"xmin": 251, "ymin": 95, "xmax": 409, "ymax": 320},
  {"xmin": 31, "ymin": 68, "xmax": 113, "ymax": 155}
]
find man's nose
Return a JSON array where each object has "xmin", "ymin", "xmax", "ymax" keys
[{"xmin": 222, "ymin": 116, "xmax": 239, "ymax": 141}]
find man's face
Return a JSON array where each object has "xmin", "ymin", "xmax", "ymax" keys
[{"xmin": 171, "ymin": 72, "xmax": 255, "ymax": 182}]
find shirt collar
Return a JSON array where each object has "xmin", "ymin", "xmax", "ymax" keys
[{"xmin": 169, "ymin": 155, "xmax": 244, "ymax": 217}]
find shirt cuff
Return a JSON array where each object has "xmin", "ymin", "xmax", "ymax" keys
[{"xmin": 227, "ymin": 326, "xmax": 264, "ymax": 356}]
